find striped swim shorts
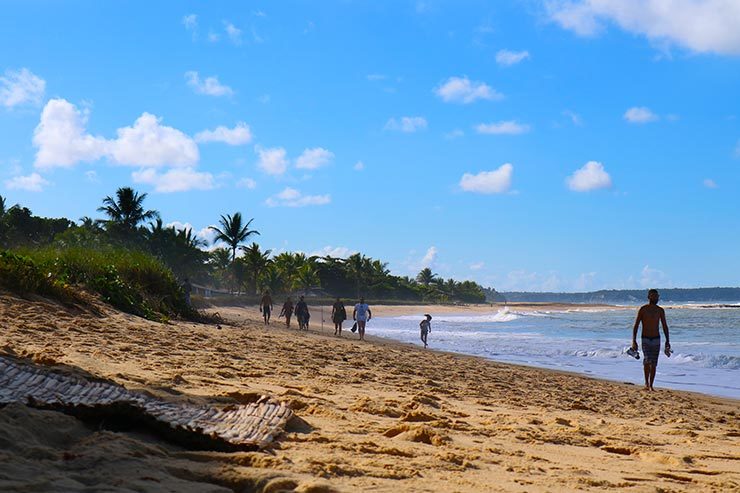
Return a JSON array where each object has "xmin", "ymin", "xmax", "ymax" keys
[{"xmin": 641, "ymin": 336, "xmax": 660, "ymax": 366}]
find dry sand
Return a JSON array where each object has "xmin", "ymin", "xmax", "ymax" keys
[{"xmin": 0, "ymin": 291, "xmax": 738, "ymax": 492}]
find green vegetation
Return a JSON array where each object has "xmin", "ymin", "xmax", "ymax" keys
[{"xmin": 0, "ymin": 187, "xmax": 494, "ymax": 319}]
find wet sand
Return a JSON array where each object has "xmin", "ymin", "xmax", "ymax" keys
[{"xmin": 0, "ymin": 291, "xmax": 737, "ymax": 492}]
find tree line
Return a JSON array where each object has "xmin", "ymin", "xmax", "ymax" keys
[{"xmin": 0, "ymin": 188, "xmax": 489, "ymax": 303}]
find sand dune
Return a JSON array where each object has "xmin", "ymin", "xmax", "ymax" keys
[{"xmin": 0, "ymin": 291, "xmax": 738, "ymax": 492}]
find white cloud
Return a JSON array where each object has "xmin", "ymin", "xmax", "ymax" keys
[
  {"xmin": 0, "ymin": 68, "xmax": 45, "ymax": 108},
  {"xmin": 85, "ymin": 170, "xmax": 99, "ymax": 182},
  {"xmin": 384, "ymin": 116, "xmax": 428, "ymax": 133},
  {"xmin": 434, "ymin": 76, "xmax": 503, "ymax": 104},
  {"xmin": 295, "ymin": 147, "xmax": 335, "ymax": 170},
  {"xmin": 255, "ymin": 146, "xmax": 288, "ymax": 175},
  {"xmin": 34, "ymin": 99, "xmax": 199, "ymax": 169},
  {"xmin": 421, "ymin": 246, "xmax": 438, "ymax": 268},
  {"xmin": 132, "ymin": 167, "xmax": 215, "ymax": 193},
  {"xmin": 182, "ymin": 14, "xmax": 197, "ymax": 32},
  {"xmin": 563, "ymin": 110, "xmax": 583, "ymax": 126},
  {"xmin": 445, "ymin": 129, "xmax": 465, "ymax": 139},
  {"xmin": 367, "ymin": 74, "xmax": 387, "ymax": 81},
  {"xmin": 624, "ymin": 106, "xmax": 659, "ymax": 124},
  {"xmin": 224, "ymin": 21, "xmax": 242, "ymax": 45},
  {"xmin": 311, "ymin": 246, "xmax": 357, "ymax": 258},
  {"xmin": 475, "ymin": 121, "xmax": 531, "ymax": 135},
  {"xmin": 495, "ymin": 49, "xmax": 530, "ymax": 66},
  {"xmin": 208, "ymin": 32, "xmax": 220, "ymax": 43},
  {"xmin": 195, "ymin": 122, "xmax": 252, "ymax": 145},
  {"xmin": 109, "ymin": 113, "xmax": 199, "ymax": 167},
  {"xmin": 236, "ymin": 177, "xmax": 257, "ymax": 189},
  {"xmin": 566, "ymin": 161, "xmax": 612, "ymax": 192},
  {"xmin": 265, "ymin": 187, "xmax": 330, "ymax": 207},
  {"xmin": 703, "ymin": 178, "xmax": 718, "ymax": 189},
  {"xmin": 167, "ymin": 221, "xmax": 219, "ymax": 246},
  {"xmin": 185, "ymin": 71, "xmax": 234, "ymax": 97},
  {"xmin": 470, "ymin": 262, "xmax": 485, "ymax": 271},
  {"xmin": 4, "ymin": 172, "xmax": 50, "ymax": 192},
  {"xmin": 503, "ymin": 270, "xmax": 562, "ymax": 292},
  {"xmin": 640, "ymin": 264, "xmax": 668, "ymax": 288},
  {"xmin": 459, "ymin": 164, "xmax": 513, "ymax": 194},
  {"xmin": 353, "ymin": 161, "xmax": 365, "ymax": 171},
  {"xmin": 574, "ymin": 272, "xmax": 598, "ymax": 291},
  {"xmin": 734, "ymin": 140, "xmax": 740, "ymax": 158},
  {"xmin": 545, "ymin": 0, "xmax": 740, "ymax": 55},
  {"xmin": 33, "ymin": 99, "xmax": 109, "ymax": 168}
]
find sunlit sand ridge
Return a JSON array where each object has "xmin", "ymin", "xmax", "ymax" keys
[{"xmin": 1, "ymin": 293, "xmax": 738, "ymax": 492}]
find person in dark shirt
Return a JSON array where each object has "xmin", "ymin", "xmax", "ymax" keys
[
  {"xmin": 295, "ymin": 296, "xmax": 310, "ymax": 331},
  {"xmin": 331, "ymin": 297, "xmax": 347, "ymax": 336}
]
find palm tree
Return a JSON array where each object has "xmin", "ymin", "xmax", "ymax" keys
[
  {"xmin": 97, "ymin": 187, "xmax": 159, "ymax": 232},
  {"xmin": 0, "ymin": 194, "xmax": 6, "ymax": 218},
  {"xmin": 209, "ymin": 212, "xmax": 259, "ymax": 261},
  {"xmin": 261, "ymin": 264, "xmax": 285, "ymax": 294},
  {"xmin": 272, "ymin": 252, "xmax": 309, "ymax": 290},
  {"xmin": 240, "ymin": 242, "xmax": 272, "ymax": 294},
  {"xmin": 416, "ymin": 267, "xmax": 437, "ymax": 286},
  {"xmin": 208, "ymin": 248, "xmax": 233, "ymax": 289},
  {"xmin": 346, "ymin": 253, "xmax": 372, "ymax": 297},
  {"xmin": 295, "ymin": 263, "xmax": 320, "ymax": 293}
]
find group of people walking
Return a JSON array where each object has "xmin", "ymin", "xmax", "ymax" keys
[{"xmin": 258, "ymin": 292, "xmax": 375, "ymax": 340}]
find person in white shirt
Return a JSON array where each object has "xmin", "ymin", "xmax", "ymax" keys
[{"xmin": 352, "ymin": 297, "xmax": 372, "ymax": 341}]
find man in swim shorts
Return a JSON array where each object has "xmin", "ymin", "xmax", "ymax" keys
[
  {"xmin": 260, "ymin": 290, "xmax": 273, "ymax": 325},
  {"xmin": 631, "ymin": 289, "xmax": 671, "ymax": 391}
]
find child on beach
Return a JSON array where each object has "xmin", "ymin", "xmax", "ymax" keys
[
  {"xmin": 279, "ymin": 297, "xmax": 294, "ymax": 328},
  {"xmin": 420, "ymin": 314, "xmax": 432, "ymax": 348}
]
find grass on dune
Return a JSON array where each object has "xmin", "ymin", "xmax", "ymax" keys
[{"xmin": 1, "ymin": 247, "xmax": 197, "ymax": 322}]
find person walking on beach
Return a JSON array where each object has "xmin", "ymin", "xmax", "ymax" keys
[
  {"xmin": 260, "ymin": 290, "xmax": 273, "ymax": 325},
  {"xmin": 420, "ymin": 314, "xmax": 432, "ymax": 348},
  {"xmin": 182, "ymin": 278, "xmax": 192, "ymax": 307},
  {"xmin": 295, "ymin": 296, "xmax": 310, "ymax": 331},
  {"xmin": 631, "ymin": 289, "xmax": 671, "ymax": 391},
  {"xmin": 353, "ymin": 297, "xmax": 371, "ymax": 341},
  {"xmin": 332, "ymin": 297, "xmax": 347, "ymax": 336},
  {"xmin": 279, "ymin": 297, "xmax": 294, "ymax": 328}
]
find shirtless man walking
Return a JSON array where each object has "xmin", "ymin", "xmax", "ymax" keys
[
  {"xmin": 631, "ymin": 289, "xmax": 671, "ymax": 391},
  {"xmin": 260, "ymin": 290, "xmax": 273, "ymax": 325}
]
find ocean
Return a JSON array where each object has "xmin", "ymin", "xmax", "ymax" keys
[{"xmin": 371, "ymin": 306, "xmax": 740, "ymax": 400}]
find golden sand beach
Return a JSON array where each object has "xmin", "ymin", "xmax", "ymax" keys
[{"xmin": 0, "ymin": 291, "xmax": 738, "ymax": 492}]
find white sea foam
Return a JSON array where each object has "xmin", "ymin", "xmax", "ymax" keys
[
  {"xmin": 376, "ymin": 307, "xmax": 740, "ymax": 399},
  {"xmin": 394, "ymin": 309, "xmax": 520, "ymax": 323}
]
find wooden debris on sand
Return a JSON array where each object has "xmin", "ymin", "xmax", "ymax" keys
[{"xmin": 0, "ymin": 356, "xmax": 292, "ymax": 451}]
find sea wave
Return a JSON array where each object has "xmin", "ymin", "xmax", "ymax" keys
[
  {"xmin": 393, "ymin": 309, "xmax": 520, "ymax": 323},
  {"xmin": 670, "ymin": 353, "xmax": 740, "ymax": 370}
]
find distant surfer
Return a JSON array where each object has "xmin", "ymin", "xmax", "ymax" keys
[
  {"xmin": 420, "ymin": 314, "xmax": 432, "ymax": 348},
  {"xmin": 631, "ymin": 289, "xmax": 671, "ymax": 391},
  {"xmin": 260, "ymin": 290, "xmax": 273, "ymax": 325}
]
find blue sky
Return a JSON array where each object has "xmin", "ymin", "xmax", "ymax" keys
[{"xmin": 1, "ymin": 0, "xmax": 739, "ymax": 291}]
